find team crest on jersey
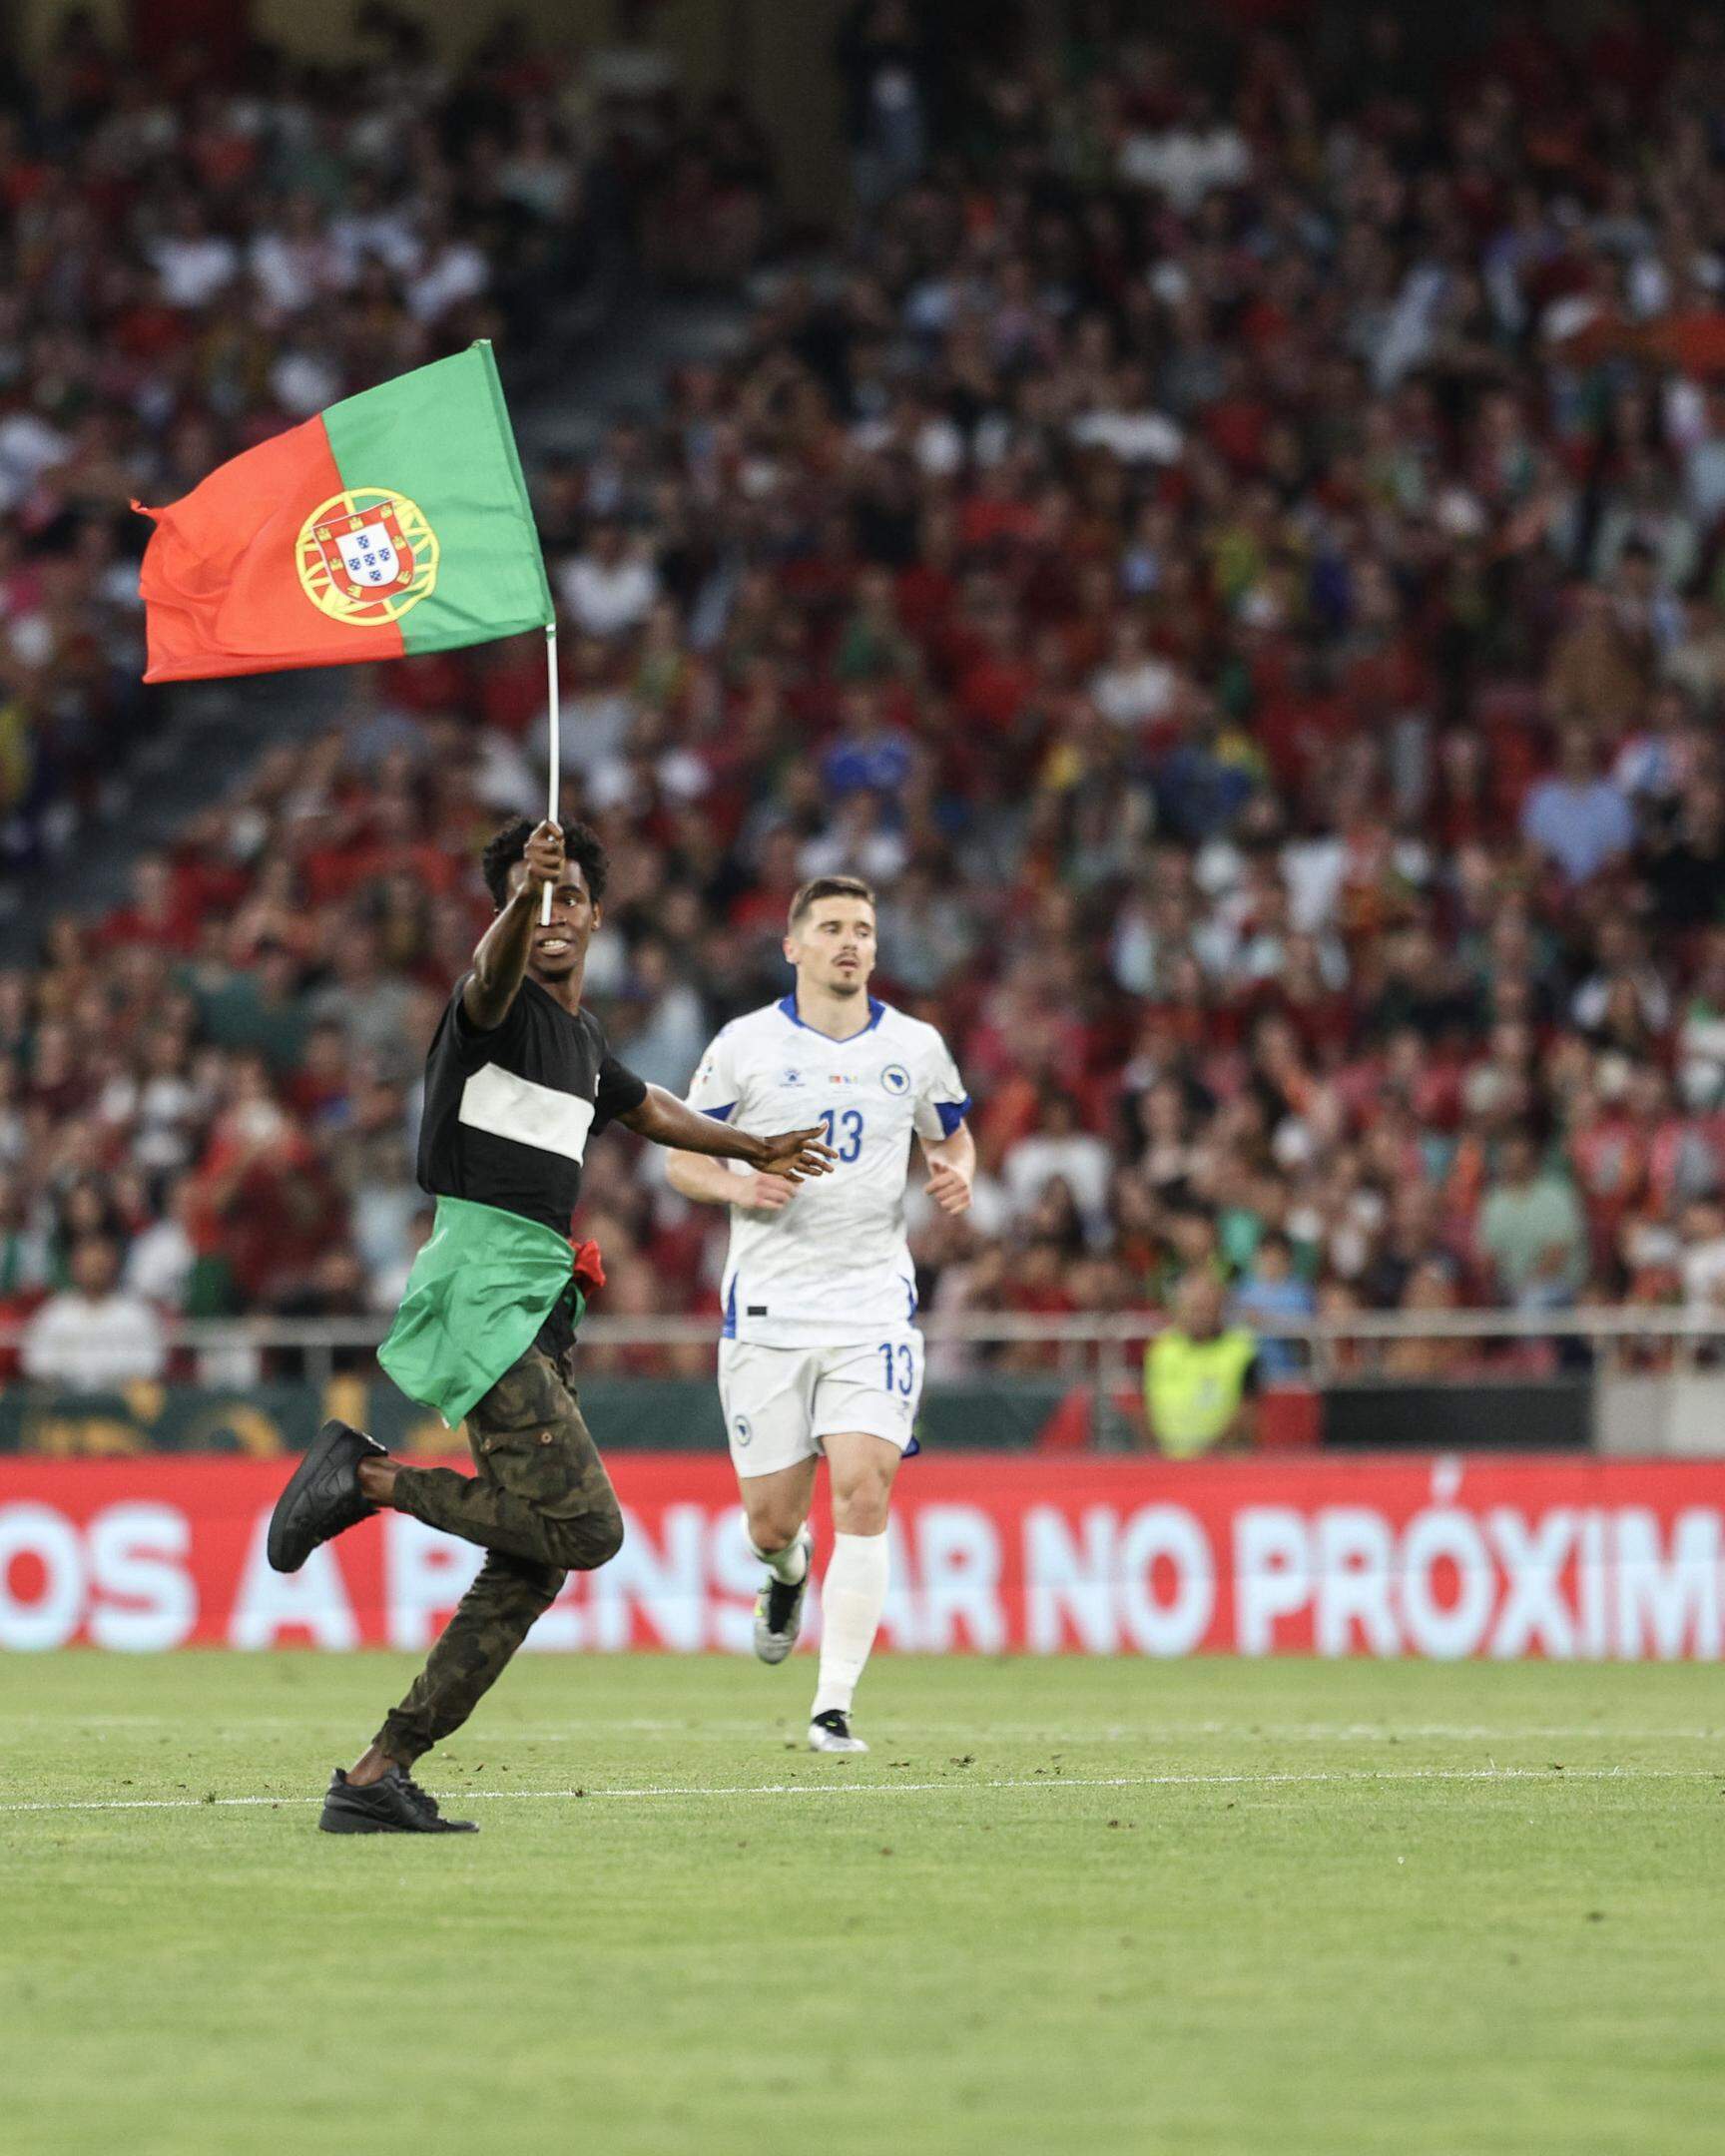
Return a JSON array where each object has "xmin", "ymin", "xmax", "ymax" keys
[
  {"xmin": 296, "ymin": 487, "xmax": 439, "ymax": 626},
  {"xmin": 782, "ymin": 1069, "xmax": 803, "ymax": 1087},
  {"xmin": 880, "ymin": 1064, "xmax": 911, "ymax": 1095},
  {"xmin": 733, "ymin": 1415, "xmax": 753, "ymax": 1448}
]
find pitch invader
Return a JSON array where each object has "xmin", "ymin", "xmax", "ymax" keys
[
  {"xmin": 667, "ymin": 875, "xmax": 973, "ymax": 1753},
  {"xmin": 264, "ymin": 816, "xmax": 833, "ymax": 1833}
]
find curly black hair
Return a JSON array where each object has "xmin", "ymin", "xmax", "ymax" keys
[{"xmin": 480, "ymin": 817, "xmax": 610, "ymax": 910}]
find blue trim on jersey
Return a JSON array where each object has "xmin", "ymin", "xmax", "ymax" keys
[
  {"xmin": 703, "ymin": 1103, "xmax": 737, "ymax": 1123},
  {"xmin": 722, "ymin": 1278, "xmax": 737, "ymax": 1340},
  {"xmin": 777, "ymin": 993, "xmax": 887, "ymax": 1039},
  {"xmin": 935, "ymin": 1095, "xmax": 972, "ymax": 1137}
]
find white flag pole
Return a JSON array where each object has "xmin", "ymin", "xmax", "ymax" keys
[{"xmin": 542, "ymin": 619, "xmax": 559, "ymax": 925}]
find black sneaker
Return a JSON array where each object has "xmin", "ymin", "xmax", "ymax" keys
[
  {"xmin": 318, "ymin": 1766, "xmax": 478, "ymax": 1835},
  {"xmin": 267, "ymin": 1419, "xmax": 387, "ymax": 1573},
  {"xmin": 808, "ymin": 1709, "xmax": 868, "ymax": 1755}
]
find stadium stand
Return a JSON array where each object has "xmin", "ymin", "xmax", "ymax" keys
[{"xmin": 8, "ymin": 5, "xmax": 1725, "ymax": 1395}]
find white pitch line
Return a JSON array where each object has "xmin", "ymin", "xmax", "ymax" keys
[
  {"xmin": 0, "ymin": 1765, "xmax": 1716, "ymax": 1818},
  {"xmin": 491, "ymin": 1722, "xmax": 1725, "ymax": 1745},
  {"xmin": 1184, "ymin": 1722, "xmax": 1725, "ymax": 1744}
]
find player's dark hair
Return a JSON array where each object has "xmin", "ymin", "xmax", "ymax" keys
[
  {"xmin": 788, "ymin": 873, "xmax": 875, "ymax": 929},
  {"xmin": 481, "ymin": 817, "xmax": 609, "ymax": 911}
]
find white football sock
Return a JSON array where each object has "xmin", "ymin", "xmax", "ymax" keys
[
  {"xmin": 812, "ymin": 1529, "xmax": 889, "ymax": 1720},
  {"xmin": 748, "ymin": 1517, "xmax": 809, "ymax": 1586}
]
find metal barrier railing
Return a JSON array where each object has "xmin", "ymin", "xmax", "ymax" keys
[{"xmin": 3, "ymin": 1307, "xmax": 1723, "ymax": 1389}]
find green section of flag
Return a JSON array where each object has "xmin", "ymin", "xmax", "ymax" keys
[
  {"xmin": 378, "ymin": 1195, "xmax": 579, "ymax": 1427},
  {"xmin": 321, "ymin": 341, "xmax": 553, "ymax": 657}
]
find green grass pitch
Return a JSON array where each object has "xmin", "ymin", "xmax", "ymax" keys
[{"xmin": 2, "ymin": 1652, "xmax": 1722, "ymax": 2155}]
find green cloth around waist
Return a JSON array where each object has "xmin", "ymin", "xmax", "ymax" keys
[{"xmin": 378, "ymin": 1196, "xmax": 581, "ymax": 1428}]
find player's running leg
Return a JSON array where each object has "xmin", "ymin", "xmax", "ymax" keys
[
  {"xmin": 808, "ymin": 1429, "xmax": 900, "ymax": 1754},
  {"xmin": 740, "ymin": 1458, "xmax": 817, "ymax": 1663},
  {"xmin": 266, "ymin": 1346, "xmax": 623, "ymax": 1833},
  {"xmin": 720, "ymin": 1342, "xmax": 822, "ymax": 1663}
]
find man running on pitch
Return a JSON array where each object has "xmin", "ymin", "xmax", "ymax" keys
[
  {"xmin": 666, "ymin": 875, "xmax": 973, "ymax": 1754},
  {"xmin": 266, "ymin": 817, "xmax": 832, "ymax": 1833}
]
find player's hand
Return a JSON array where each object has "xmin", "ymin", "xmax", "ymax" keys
[
  {"xmin": 739, "ymin": 1173, "xmax": 797, "ymax": 1213},
  {"xmin": 523, "ymin": 818, "xmax": 564, "ymax": 892},
  {"xmin": 752, "ymin": 1127, "xmax": 836, "ymax": 1183},
  {"xmin": 924, "ymin": 1159, "xmax": 972, "ymax": 1215}
]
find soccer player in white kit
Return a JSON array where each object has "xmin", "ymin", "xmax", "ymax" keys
[{"xmin": 666, "ymin": 875, "xmax": 974, "ymax": 1753}]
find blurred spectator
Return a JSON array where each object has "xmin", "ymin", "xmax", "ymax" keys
[
  {"xmin": 21, "ymin": 1235, "xmax": 167, "ymax": 1390},
  {"xmin": 1001, "ymin": 1093, "xmax": 1112, "ymax": 1242},
  {"xmin": 123, "ymin": 1176, "xmax": 200, "ymax": 1312},
  {"xmin": 306, "ymin": 926, "xmax": 420, "ymax": 1084},
  {"xmin": 1231, "ymin": 1232, "xmax": 1315, "ymax": 1382},
  {"xmin": 1382, "ymin": 1262, "xmax": 1471, "ymax": 1382},
  {"xmin": 835, "ymin": 0, "xmax": 930, "ymax": 208},
  {"xmin": 1678, "ymin": 1199, "xmax": 1725, "ymax": 1314},
  {"xmin": 558, "ymin": 519, "xmax": 661, "ymax": 641},
  {"xmin": 1520, "ymin": 730, "xmax": 1635, "ymax": 888},
  {"xmin": 1142, "ymin": 1273, "xmax": 1259, "ymax": 1457},
  {"xmin": 0, "ymin": 1167, "xmax": 52, "ymax": 1297},
  {"xmin": 1478, "ymin": 1132, "xmax": 1588, "ymax": 1311}
]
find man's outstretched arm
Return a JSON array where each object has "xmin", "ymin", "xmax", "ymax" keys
[{"xmin": 622, "ymin": 1086, "xmax": 835, "ymax": 1182}]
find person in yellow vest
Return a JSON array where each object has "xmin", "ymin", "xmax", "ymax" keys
[{"xmin": 1143, "ymin": 1272, "xmax": 1260, "ymax": 1457}]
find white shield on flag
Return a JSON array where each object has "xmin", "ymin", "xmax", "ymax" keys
[
  {"xmin": 339, "ymin": 520, "xmax": 400, "ymax": 588},
  {"xmin": 300, "ymin": 486, "xmax": 435, "ymax": 623}
]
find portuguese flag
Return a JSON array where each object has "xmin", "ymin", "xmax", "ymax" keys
[{"xmin": 132, "ymin": 341, "xmax": 552, "ymax": 684}]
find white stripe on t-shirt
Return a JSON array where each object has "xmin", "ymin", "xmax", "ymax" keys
[{"xmin": 458, "ymin": 1062, "xmax": 596, "ymax": 1164}]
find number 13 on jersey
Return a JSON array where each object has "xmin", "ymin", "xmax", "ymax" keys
[{"xmin": 820, "ymin": 1107, "xmax": 864, "ymax": 1162}]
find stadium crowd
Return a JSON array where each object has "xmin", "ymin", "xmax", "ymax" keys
[{"xmin": 10, "ymin": 4, "xmax": 1725, "ymax": 1389}]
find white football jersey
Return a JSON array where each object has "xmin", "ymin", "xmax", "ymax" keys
[{"xmin": 684, "ymin": 995, "xmax": 970, "ymax": 1348}]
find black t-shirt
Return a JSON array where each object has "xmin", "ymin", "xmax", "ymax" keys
[{"xmin": 416, "ymin": 974, "xmax": 648, "ymax": 1235}]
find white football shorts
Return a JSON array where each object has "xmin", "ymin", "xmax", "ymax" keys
[{"xmin": 717, "ymin": 1334, "xmax": 924, "ymax": 1478}]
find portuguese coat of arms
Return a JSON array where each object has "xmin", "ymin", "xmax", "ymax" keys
[
  {"xmin": 314, "ymin": 503, "xmax": 415, "ymax": 599},
  {"xmin": 295, "ymin": 487, "xmax": 439, "ymax": 626}
]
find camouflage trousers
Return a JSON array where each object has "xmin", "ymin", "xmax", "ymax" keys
[{"xmin": 376, "ymin": 1346, "xmax": 624, "ymax": 1768}]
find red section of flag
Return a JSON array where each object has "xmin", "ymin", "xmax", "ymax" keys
[{"xmin": 132, "ymin": 416, "xmax": 404, "ymax": 683}]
